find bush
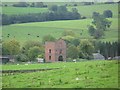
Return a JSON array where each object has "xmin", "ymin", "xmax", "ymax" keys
[
  {"xmin": 13, "ymin": 2, "xmax": 29, "ymax": 7},
  {"xmin": 28, "ymin": 46, "xmax": 42, "ymax": 61},
  {"xmin": 4, "ymin": 4, "xmax": 8, "ymax": 7},
  {"xmin": 103, "ymin": 10, "xmax": 113, "ymax": 18},
  {"xmin": 15, "ymin": 54, "xmax": 28, "ymax": 62},
  {"xmin": 66, "ymin": 58, "xmax": 73, "ymax": 62},
  {"xmin": 76, "ymin": 58, "xmax": 88, "ymax": 62},
  {"xmin": 2, "ymin": 58, "xmax": 9, "ymax": 64},
  {"xmin": 81, "ymin": 16, "xmax": 86, "ymax": 19},
  {"xmin": 73, "ymin": 4, "xmax": 77, "ymax": 6}
]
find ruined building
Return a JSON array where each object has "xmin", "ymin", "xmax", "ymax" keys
[{"xmin": 45, "ymin": 39, "xmax": 66, "ymax": 62}]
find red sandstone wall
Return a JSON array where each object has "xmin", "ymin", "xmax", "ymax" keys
[
  {"xmin": 55, "ymin": 39, "xmax": 66, "ymax": 61},
  {"xmin": 45, "ymin": 39, "xmax": 66, "ymax": 62},
  {"xmin": 45, "ymin": 42, "xmax": 56, "ymax": 62}
]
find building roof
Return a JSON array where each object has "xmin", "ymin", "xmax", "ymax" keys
[{"xmin": 93, "ymin": 53, "xmax": 105, "ymax": 60}]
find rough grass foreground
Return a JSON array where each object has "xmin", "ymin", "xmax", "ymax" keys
[{"xmin": 2, "ymin": 60, "xmax": 119, "ymax": 88}]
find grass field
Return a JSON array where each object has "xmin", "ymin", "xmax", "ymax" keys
[
  {"xmin": 69, "ymin": 3, "xmax": 118, "ymax": 18},
  {"xmin": 2, "ymin": 3, "xmax": 118, "ymax": 44},
  {"xmin": 2, "ymin": 4, "xmax": 118, "ymax": 18},
  {"xmin": 2, "ymin": 6, "xmax": 48, "ymax": 15},
  {"xmin": 2, "ymin": 60, "xmax": 119, "ymax": 88},
  {"xmin": 2, "ymin": 18, "xmax": 118, "ymax": 44}
]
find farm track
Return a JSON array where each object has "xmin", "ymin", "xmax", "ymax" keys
[
  {"xmin": 15, "ymin": 25, "xmax": 83, "ymax": 31},
  {"xmin": 1, "ymin": 68, "xmax": 60, "ymax": 75}
]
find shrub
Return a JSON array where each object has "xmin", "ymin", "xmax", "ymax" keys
[
  {"xmin": 15, "ymin": 54, "xmax": 28, "ymax": 62},
  {"xmin": 2, "ymin": 58, "xmax": 9, "ymax": 64},
  {"xmin": 103, "ymin": 10, "xmax": 113, "ymax": 18},
  {"xmin": 66, "ymin": 58, "xmax": 73, "ymax": 62}
]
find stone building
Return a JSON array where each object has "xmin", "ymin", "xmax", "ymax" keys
[{"xmin": 45, "ymin": 39, "xmax": 66, "ymax": 62}]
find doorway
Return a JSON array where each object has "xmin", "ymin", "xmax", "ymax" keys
[{"xmin": 58, "ymin": 55, "xmax": 63, "ymax": 61}]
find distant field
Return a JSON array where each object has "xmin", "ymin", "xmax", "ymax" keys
[
  {"xmin": 2, "ymin": 18, "xmax": 118, "ymax": 44},
  {"xmin": 2, "ymin": 4, "xmax": 118, "ymax": 18},
  {"xmin": 2, "ymin": 60, "xmax": 119, "ymax": 88},
  {"xmin": 2, "ymin": 6, "xmax": 48, "ymax": 15},
  {"xmin": 70, "ymin": 4, "xmax": 118, "ymax": 18}
]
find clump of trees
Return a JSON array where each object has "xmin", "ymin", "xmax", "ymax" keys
[
  {"xmin": 13, "ymin": 2, "xmax": 47, "ymax": 8},
  {"xmin": 2, "ymin": 39, "xmax": 20, "ymax": 55},
  {"xmin": 77, "ymin": 39, "xmax": 94, "ymax": 59},
  {"xmin": 28, "ymin": 46, "xmax": 43, "ymax": 61},
  {"xmin": 13, "ymin": 2, "xmax": 29, "ymax": 7},
  {"xmin": 2, "ymin": 5, "xmax": 81, "ymax": 25},
  {"xmin": 61, "ymin": 30, "xmax": 94, "ymax": 60},
  {"xmin": 103, "ymin": 10, "xmax": 113, "ymax": 18},
  {"xmin": 21, "ymin": 41, "xmax": 44, "ymax": 62},
  {"xmin": 94, "ymin": 41, "xmax": 119, "ymax": 59},
  {"xmin": 88, "ymin": 12, "xmax": 112, "ymax": 39},
  {"xmin": 67, "ymin": 44, "xmax": 79, "ymax": 59},
  {"xmin": 16, "ymin": 53, "xmax": 28, "ymax": 62},
  {"xmin": 82, "ymin": 2, "xmax": 94, "ymax": 5},
  {"xmin": 42, "ymin": 34, "xmax": 56, "ymax": 44},
  {"xmin": 2, "ymin": 40, "xmax": 44, "ymax": 62}
]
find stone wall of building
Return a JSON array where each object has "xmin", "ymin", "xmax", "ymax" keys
[{"xmin": 45, "ymin": 39, "xmax": 66, "ymax": 62}]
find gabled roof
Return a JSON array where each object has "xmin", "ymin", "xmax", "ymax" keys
[{"xmin": 93, "ymin": 53, "xmax": 105, "ymax": 60}]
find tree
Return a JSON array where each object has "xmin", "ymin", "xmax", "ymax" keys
[
  {"xmin": 67, "ymin": 44, "xmax": 79, "ymax": 59},
  {"xmin": 42, "ymin": 34, "xmax": 56, "ymax": 44},
  {"xmin": 2, "ymin": 40, "xmax": 20, "ymax": 55},
  {"xmin": 83, "ymin": 2, "xmax": 94, "ymax": 5},
  {"xmin": 94, "ymin": 29, "xmax": 104, "ymax": 39},
  {"xmin": 57, "ymin": 5, "xmax": 67, "ymax": 13},
  {"xmin": 92, "ymin": 12, "xmax": 111, "ymax": 31},
  {"xmin": 61, "ymin": 35, "xmax": 75, "ymax": 44},
  {"xmin": 2, "ymin": 6, "xmax": 80, "ymax": 25},
  {"xmin": 2, "ymin": 41, "xmax": 10, "ymax": 55},
  {"xmin": 71, "ymin": 38, "xmax": 80, "ymax": 46},
  {"xmin": 88, "ymin": 25, "xmax": 96, "ymax": 36},
  {"xmin": 30, "ymin": 2, "xmax": 35, "ymax": 7},
  {"xmin": 89, "ymin": 12, "xmax": 111, "ymax": 39},
  {"xmin": 13, "ymin": 2, "xmax": 29, "ymax": 7},
  {"xmin": 15, "ymin": 54, "xmax": 28, "ymax": 62},
  {"xmin": 35, "ymin": 2, "xmax": 46, "ymax": 8},
  {"xmin": 21, "ymin": 41, "xmax": 44, "ymax": 62},
  {"xmin": 77, "ymin": 39, "xmax": 94, "ymax": 59},
  {"xmin": 62, "ymin": 30, "xmax": 76, "ymax": 37},
  {"xmin": 72, "ymin": 8, "xmax": 81, "ymax": 19},
  {"xmin": 2, "ymin": 14, "xmax": 11, "ymax": 25},
  {"xmin": 49, "ymin": 5, "xmax": 58, "ymax": 12},
  {"xmin": 21, "ymin": 40, "xmax": 44, "ymax": 55},
  {"xmin": 28, "ymin": 46, "xmax": 42, "ymax": 61},
  {"xmin": 103, "ymin": 10, "xmax": 113, "ymax": 18}
]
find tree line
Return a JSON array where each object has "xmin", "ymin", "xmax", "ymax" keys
[
  {"xmin": 12, "ymin": 2, "xmax": 47, "ymax": 8},
  {"xmin": 94, "ymin": 41, "xmax": 119, "ymax": 59},
  {"xmin": 2, "ymin": 5, "xmax": 81, "ymax": 25}
]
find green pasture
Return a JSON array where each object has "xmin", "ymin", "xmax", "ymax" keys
[
  {"xmin": 2, "ymin": 3, "xmax": 118, "ymax": 18},
  {"xmin": 69, "ymin": 3, "xmax": 118, "ymax": 18},
  {"xmin": 2, "ymin": 60, "xmax": 119, "ymax": 88},
  {"xmin": 2, "ymin": 6, "xmax": 48, "ymax": 15},
  {"xmin": 2, "ymin": 18, "xmax": 118, "ymax": 45}
]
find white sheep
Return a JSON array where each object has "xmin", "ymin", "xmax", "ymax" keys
[{"xmin": 25, "ymin": 63, "xmax": 28, "ymax": 65}]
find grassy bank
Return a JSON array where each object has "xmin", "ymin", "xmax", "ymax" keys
[{"xmin": 2, "ymin": 60, "xmax": 119, "ymax": 88}]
